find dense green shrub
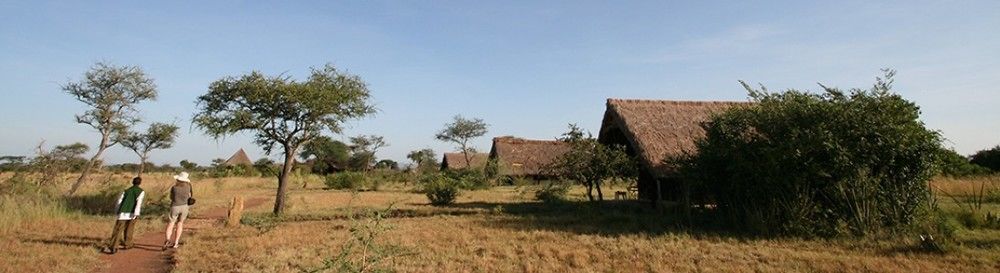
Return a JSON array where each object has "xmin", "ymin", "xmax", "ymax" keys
[
  {"xmin": 970, "ymin": 145, "xmax": 1000, "ymax": 172},
  {"xmin": 678, "ymin": 70, "xmax": 941, "ymax": 237},
  {"xmin": 444, "ymin": 169, "xmax": 490, "ymax": 190},
  {"xmin": 535, "ymin": 183, "xmax": 570, "ymax": 203},
  {"xmin": 938, "ymin": 148, "xmax": 992, "ymax": 177},
  {"xmin": 420, "ymin": 174, "xmax": 461, "ymax": 205},
  {"xmin": 325, "ymin": 172, "xmax": 368, "ymax": 190}
]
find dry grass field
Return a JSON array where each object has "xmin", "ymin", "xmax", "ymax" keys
[{"xmin": 2, "ymin": 173, "xmax": 999, "ymax": 273}]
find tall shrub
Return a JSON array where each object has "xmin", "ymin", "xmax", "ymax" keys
[{"xmin": 679, "ymin": 69, "xmax": 941, "ymax": 237}]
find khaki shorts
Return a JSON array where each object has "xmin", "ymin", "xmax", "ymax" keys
[{"xmin": 169, "ymin": 205, "xmax": 189, "ymax": 222}]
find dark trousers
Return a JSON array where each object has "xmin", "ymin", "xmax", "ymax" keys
[{"xmin": 108, "ymin": 219, "xmax": 138, "ymax": 249}]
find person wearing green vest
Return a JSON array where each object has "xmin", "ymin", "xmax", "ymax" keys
[{"xmin": 103, "ymin": 177, "xmax": 145, "ymax": 254}]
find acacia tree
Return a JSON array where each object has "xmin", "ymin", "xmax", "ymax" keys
[
  {"xmin": 194, "ymin": 64, "xmax": 375, "ymax": 214},
  {"xmin": 63, "ymin": 62, "xmax": 157, "ymax": 195},
  {"xmin": 435, "ymin": 115, "xmax": 488, "ymax": 167},
  {"xmin": 32, "ymin": 142, "xmax": 90, "ymax": 187},
  {"xmin": 119, "ymin": 122, "xmax": 180, "ymax": 177},
  {"xmin": 348, "ymin": 135, "xmax": 387, "ymax": 172},
  {"xmin": 299, "ymin": 135, "xmax": 350, "ymax": 175},
  {"xmin": 550, "ymin": 124, "xmax": 636, "ymax": 201},
  {"xmin": 406, "ymin": 148, "xmax": 437, "ymax": 172}
]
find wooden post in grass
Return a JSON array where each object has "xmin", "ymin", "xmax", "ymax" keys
[{"xmin": 227, "ymin": 196, "xmax": 244, "ymax": 227}]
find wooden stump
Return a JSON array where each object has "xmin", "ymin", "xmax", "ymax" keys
[{"xmin": 227, "ymin": 196, "xmax": 244, "ymax": 227}]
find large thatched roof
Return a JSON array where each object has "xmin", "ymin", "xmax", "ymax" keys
[
  {"xmin": 224, "ymin": 148, "xmax": 254, "ymax": 166},
  {"xmin": 440, "ymin": 152, "xmax": 489, "ymax": 170},
  {"xmin": 598, "ymin": 99, "xmax": 748, "ymax": 177},
  {"xmin": 489, "ymin": 136, "xmax": 571, "ymax": 177}
]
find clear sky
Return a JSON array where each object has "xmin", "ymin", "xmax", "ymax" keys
[{"xmin": 1, "ymin": 1, "xmax": 998, "ymax": 166}]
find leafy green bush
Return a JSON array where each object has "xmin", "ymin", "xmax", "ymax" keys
[
  {"xmin": 535, "ymin": 183, "xmax": 570, "ymax": 203},
  {"xmin": 938, "ymin": 148, "xmax": 992, "ymax": 177},
  {"xmin": 678, "ymin": 70, "xmax": 941, "ymax": 237},
  {"xmin": 325, "ymin": 172, "xmax": 368, "ymax": 190},
  {"xmin": 444, "ymin": 169, "xmax": 490, "ymax": 190},
  {"xmin": 420, "ymin": 174, "xmax": 461, "ymax": 206}
]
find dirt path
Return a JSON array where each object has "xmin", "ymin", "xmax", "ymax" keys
[{"xmin": 93, "ymin": 197, "xmax": 269, "ymax": 273}]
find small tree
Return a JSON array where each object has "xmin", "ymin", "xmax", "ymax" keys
[
  {"xmin": 435, "ymin": 115, "xmax": 488, "ymax": 167},
  {"xmin": 63, "ymin": 62, "xmax": 157, "ymax": 195},
  {"xmin": 119, "ymin": 122, "xmax": 179, "ymax": 177},
  {"xmin": 970, "ymin": 145, "xmax": 1000, "ymax": 172},
  {"xmin": 179, "ymin": 160, "xmax": 199, "ymax": 171},
  {"xmin": 348, "ymin": 135, "xmax": 387, "ymax": 172},
  {"xmin": 32, "ymin": 142, "xmax": 90, "ymax": 187},
  {"xmin": 549, "ymin": 124, "xmax": 636, "ymax": 201},
  {"xmin": 300, "ymin": 136, "xmax": 351, "ymax": 175},
  {"xmin": 193, "ymin": 64, "xmax": 376, "ymax": 215},
  {"xmin": 375, "ymin": 159, "xmax": 399, "ymax": 170},
  {"xmin": 406, "ymin": 148, "xmax": 438, "ymax": 173}
]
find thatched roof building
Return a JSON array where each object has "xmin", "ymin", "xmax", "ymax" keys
[
  {"xmin": 488, "ymin": 136, "xmax": 571, "ymax": 178},
  {"xmin": 440, "ymin": 152, "xmax": 489, "ymax": 170},
  {"xmin": 224, "ymin": 148, "xmax": 254, "ymax": 166},
  {"xmin": 598, "ymin": 99, "xmax": 748, "ymax": 200}
]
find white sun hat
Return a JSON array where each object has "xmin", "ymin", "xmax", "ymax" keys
[{"xmin": 173, "ymin": 172, "xmax": 191, "ymax": 182}]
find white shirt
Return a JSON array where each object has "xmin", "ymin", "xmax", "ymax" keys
[{"xmin": 115, "ymin": 191, "xmax": 145, "ymax": 220}]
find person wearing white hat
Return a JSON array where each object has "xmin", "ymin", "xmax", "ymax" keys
[{"xmin": 164, "ymin": 172, "xmax": 195, "ymax": 249}]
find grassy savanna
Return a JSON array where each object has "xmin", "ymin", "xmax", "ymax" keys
[
  {"xmin": 2, "ymin": 172, "xmax": 998, "ymax": 272},
  {"xmin": 175, "ymin": 175, "xmax": 997, "ymax": 273}
]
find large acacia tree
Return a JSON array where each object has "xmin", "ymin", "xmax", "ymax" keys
[
  {"xmin": 194, "ymin": 64, "xmax": 375, "ymax": 214},
  {"xmin": 63, "ymin": 62, "xmax": 157, "ymax": 195},
  {"xmin": 120, "ymin": 122, "xmax": 179, "ymax": 177}
]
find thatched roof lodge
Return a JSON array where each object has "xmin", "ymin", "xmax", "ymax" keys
[
  {"xmin": 224, "ymin": 148, "xmax": 254, "ymax": 166},
  {"xmin": 488, "ymin": 136, "xmax": 571, "ymax": 178},
  {"xmin": 440, "ymin": 152, "xmax": 489, "ymax": 170},
  {"xmin": 598, "ymin": 99, "xmax": 748, "ymax": 201}
]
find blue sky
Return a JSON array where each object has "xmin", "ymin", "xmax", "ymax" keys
[{"xmin": 1, "ymin": 1, "xmax": 998, "ymax": 166}]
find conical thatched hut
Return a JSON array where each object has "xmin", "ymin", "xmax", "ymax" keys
[
  {"xmin": 224, "ymin": 148, "xmax": 254, "ymax": 167},
  {"xmin": 598, "ymin": 99, "xmax": 748, "ymax": 201},
  {"xmin": 440, "ymin": 152, "xmax": 489, "ymax": 171},
  {"xmin": 488, "ymin": 136, "xmax": 571, "ymax": 179}
]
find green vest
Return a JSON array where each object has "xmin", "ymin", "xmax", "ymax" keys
[{"xmin": 117, "ymin": 185, "xmax": 144, "ymax": 214}]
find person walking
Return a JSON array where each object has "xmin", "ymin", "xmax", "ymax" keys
[
  {"xmin": 164, "ymin": 172, "xmax": 194, "ymax": 250},
  {"xmin": 104, "ymin": 177, "xmax": 145, "ymax": 254}
]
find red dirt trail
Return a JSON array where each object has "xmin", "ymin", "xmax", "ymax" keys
[{"xmin": 92, "ymin": 197, "xmax": 269, "ymax": 273}]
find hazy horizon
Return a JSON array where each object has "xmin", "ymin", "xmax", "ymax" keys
[{"xmin": 2, "ymin": 1, "xmax": 999, "ymax": 166}]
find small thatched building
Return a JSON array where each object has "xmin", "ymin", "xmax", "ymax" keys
[
  {"xmin": 488, "ymin": 136, "xmax": 571, "ymax": 179},
  {"xmin": 224, "ymin": 148, "xmax": 254, "ymax": 167},
  {"xmin": 598, "ymin": 99, "xmax": 747, "ymax": 201},
  {"xmin": 440, "ymin": 152, "xmax": 489, "ymax": 171}
]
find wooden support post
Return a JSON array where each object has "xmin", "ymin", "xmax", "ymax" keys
[{"xmin": 227, "ymin": 196, "xmax": 245, "ymax": 227}]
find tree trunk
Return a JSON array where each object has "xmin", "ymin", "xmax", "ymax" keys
[
  {"xmin": 681, "ymin": 179, "xmax": 691, "ymax": 225},
  {"xmin": 67, "ymin": 133, "xmax": 110, "ymax": 195},
  {"xmin": 461, "ymin": 140, "xmax": 471, "ymax": 167},
  {"xmin": 586, "ymin": 181, "xmax": 594, "ymax": 201},
  {"xmin": 595, "ymin": 180, "xmax": 604, "ymax": 201},
  {"xmin": 274, "ymin": 145, "xmax": 297, "ymax": 215},
  {"xmin": 136, "ymin": 154, "xmax": 148, "ymax": 177}
]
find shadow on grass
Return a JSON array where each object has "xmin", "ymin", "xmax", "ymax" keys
[
  {"xmin": 20, "ymin": 235, "xmax": 104, "ymax": 249},
  {"xmin": 447, "ymin": 200, "xmax": 727, "ymax": 237}
]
